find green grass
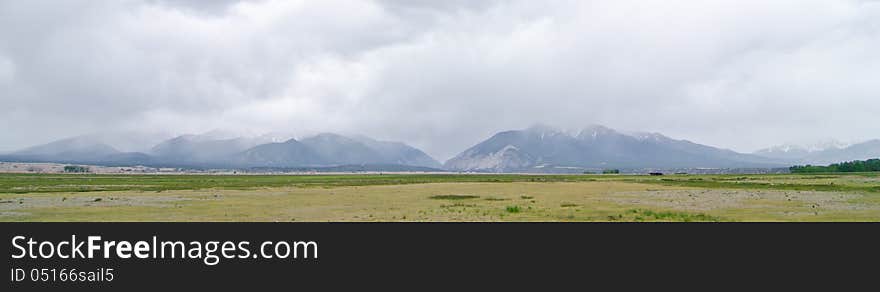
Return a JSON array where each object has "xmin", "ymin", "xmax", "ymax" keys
[
  {"xmin": 4, "ymin": 172, "xmax": 878, "ymax": 195},
  {"xmin": 628, "ymin": 174, "xmax": 880, "ymax": 194},
  {"xmin": 0, "ymin": 173, "xmax": 603, "ymax": 194},
  {"xmin": 625, "ymin": 209, "xmax": 722, "ymax": 222},
  {"xmin": 3, "ymin": 172, "xmax": 880, "ymax": 222}
]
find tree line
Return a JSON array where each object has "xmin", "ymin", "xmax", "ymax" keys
[
  {"xmin": 790, "ymin": 158, "xmax": 880, "ymax": 173},
  {"xmin": 63, "ymin": 165, "xmax": 90, "ymax": 173}
]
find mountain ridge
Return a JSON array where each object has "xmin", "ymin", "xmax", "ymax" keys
[
  {"xmin": 4, "ymin": 126, "xmax": 879, "ymax": 172},
  {"xmin": 755, "ymin": 139, "xmax": 880, "ymax": 165},
  {"xmin": 1, "ymin": 132, "xmax": 442, "ymax": 170},
  {"xmin": 444, "ymin": 125, "xmax": 789, "ymax": 172}
]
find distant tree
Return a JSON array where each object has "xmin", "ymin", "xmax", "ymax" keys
[
  {"xmin": 63, "ymin": 165, "xmax": 90, "ymax": 173},
  {"xmin": 790, "ymin": 159, "xmax": 880, "ymax": 173},
  {"xmin": 602, "ymin": 169, "xmax": 620, "ymax": 174}
]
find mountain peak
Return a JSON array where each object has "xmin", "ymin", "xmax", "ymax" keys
[
  {"xmin": 525, "ymin": 123, "xmax": 561, "ymax": 133},
  {"xmin": 446, "ymin": 125, "xmax": 783, "ymax": 172},
  {"xmin": 755, "ymin": 139, "xmax": 880, "ymax": 165},
  {"xmin": 582, "ymin": 124, "xmax": 612, "ymax": 131},
  {"xmin": 15, "ymin": 136, "xmax": 120, "ymax": 156},
  {"xmin": 757, "ymin": 139, "xmax": 851, "ymax": 155},
  {"xmin": 523, "ymin": 124, "xmax": 568, "ymax": 141},
  {"xmin": 282, "ymin": 137, "xmax": 301, "ymax": 144},
  {"xmin": 576, "ymin": 124, "xmax": 619, "ymax": 140},
  {"xmin": 307, "ymin": 133, "xmax": 352, "ymax": 141},
  {"xmin": 756, "ymin": 144, "xmax": 807, "ymax": 154},
  {"xmin": 806, "ymin": 139, "xmax": 851, "ymax": 152}
]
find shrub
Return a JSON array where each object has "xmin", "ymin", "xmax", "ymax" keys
[
  {"xmin": 63, "ymin": 165, "xmax": 90, "ymax": 173},
  {"xmin": 429, "ymin": 195, "xmax": 480, "ymax": 200}
]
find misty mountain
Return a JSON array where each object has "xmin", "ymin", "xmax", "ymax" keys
[
  {"xmin": 349, "ymin": 135, "xmax": 442, "ymax": 168},
  {"xmin": 150, "ymin": 134, "xmax": 269, "ymax": 165},
  {"xmin": 0, "ymin": 135, "xmax": 162, "ymax": 166},
  {"xmin": 10, "ymin": 136, "xmax": 122, "ymax": 162},
  {"xmin": 299, "ymin": 134, "xmax": 385, "ymax": 165},
  {"xmin": 2, "ymin": 132, "xmax": 442, "ymax": 171},
  {"xmin": 756, "ymin": 140, "xmax": 880, "ymax": 165},
  {"xmin": 83, "ymin": 131, "xmax": 174, "ymax": 153},
  {"xmin": 753, "ymin": 145, "xmax": 815, "ymax": 160},
  {"xmin": 235, "ymin": 133, "xmax": 442, "ymax": 168},
  {"xmin": 6, "ymin": 127, "xmax": 830, "ymax": 172},
  {"xmin": 234, "ymin": 138, "xmax": 327, "ymax": 167},
  {"xmin": 754, "ymin": 140, "xmax": 852, "ymax": 161},
  {"xmin": 444, "ymin": 125, "xmax": 786, "ymax": 172}
]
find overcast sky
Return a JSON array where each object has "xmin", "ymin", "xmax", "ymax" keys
[{"xmin": 2, "ymin": 0, "xmax": 879, "ymax": 160}]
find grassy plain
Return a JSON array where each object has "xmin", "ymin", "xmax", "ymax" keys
[{"xmin": 1, "ymin": 173, "xmax": 879, "ymax": 222}]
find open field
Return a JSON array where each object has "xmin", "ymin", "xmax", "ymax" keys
[{"xmin": 2, "ymin": 173, "xmax": 880, "ymax": 222}]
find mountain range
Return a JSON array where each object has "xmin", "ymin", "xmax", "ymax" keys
[
  {"xmin": 1, "ymin": 132, "xmax": 442, "ymax": 170},
  {"xmin": 444, "ymin": 125, "xmax": 786, "ymax": 172},
  {"xmin": 754, "ymin": 140, "xmax": 880, "ymax": 165},
  {"xmin": 3, "ymin": 125, "xmax": 880, "ymax": 172}
]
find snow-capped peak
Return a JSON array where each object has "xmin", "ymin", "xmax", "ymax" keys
[
  {"xmin": 525, "ymin": 124, "xmax": 565, "ymax": 140},
  {"xmin": 577, "ymin": 124, "xmax": 616, "ymax": 140},
  {"xmin": 631, "ymin": 132, "xmax": 668, "ymax": 141},
  {"xmin": 759, "ymin": 139, "xmax": 851, "ymax": 154},
  {"xmin": 805, "ymin": 139, "xmax": 850, "ymax": 152}
]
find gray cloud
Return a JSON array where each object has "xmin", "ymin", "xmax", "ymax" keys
[{"xmin": 1, "ymin": 0, "xmax": 879, "ymax": 161}]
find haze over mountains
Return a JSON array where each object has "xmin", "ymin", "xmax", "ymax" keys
[
  {"xmin": 1, "ymin": 132, "xmax": 441, "ymax": 170},
  {"xmin": 755, "ymin": 140, "xmax": 880, "ymax": 166},
  {"xmin": 444, "ymin": 125, "xmax": 786, "ymax": 172},
  {"xmin": 3, "ymin": 125, "xmax": 880, "ymax": 172}
]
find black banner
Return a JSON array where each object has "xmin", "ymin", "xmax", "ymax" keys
[{"xmin": 2, "ymin": 223, "xmax": 877, "ymax": 290}]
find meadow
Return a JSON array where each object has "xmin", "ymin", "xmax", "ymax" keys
[{"xmin": 1, "ymin": 172, "xmax": 879, "ymax": 222}]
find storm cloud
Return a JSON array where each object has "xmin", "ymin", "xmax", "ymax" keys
[{"xmin": 2, "ymin": 0, "xmax": 879, "ymax": 160}]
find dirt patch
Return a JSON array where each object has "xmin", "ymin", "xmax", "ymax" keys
[
  {"xmin": 607, "ymin": 189, "xmax": 868, "ymax": 212},
  {"xmin": 0, "ymin": 211, "xmax": 28, "ymax": 217},
  {"xmin": 0, "ymin": 194, "xmax": 192, "ymax": 212}
]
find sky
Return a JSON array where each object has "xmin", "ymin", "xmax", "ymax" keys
[{"xmin": 1, "ymin": 0, "xmax": 879, "ymax": 161}]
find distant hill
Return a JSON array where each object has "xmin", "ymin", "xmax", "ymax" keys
[{"xmin": 444, "ymin": 125, "xmax": 786, "ymax": 172}]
